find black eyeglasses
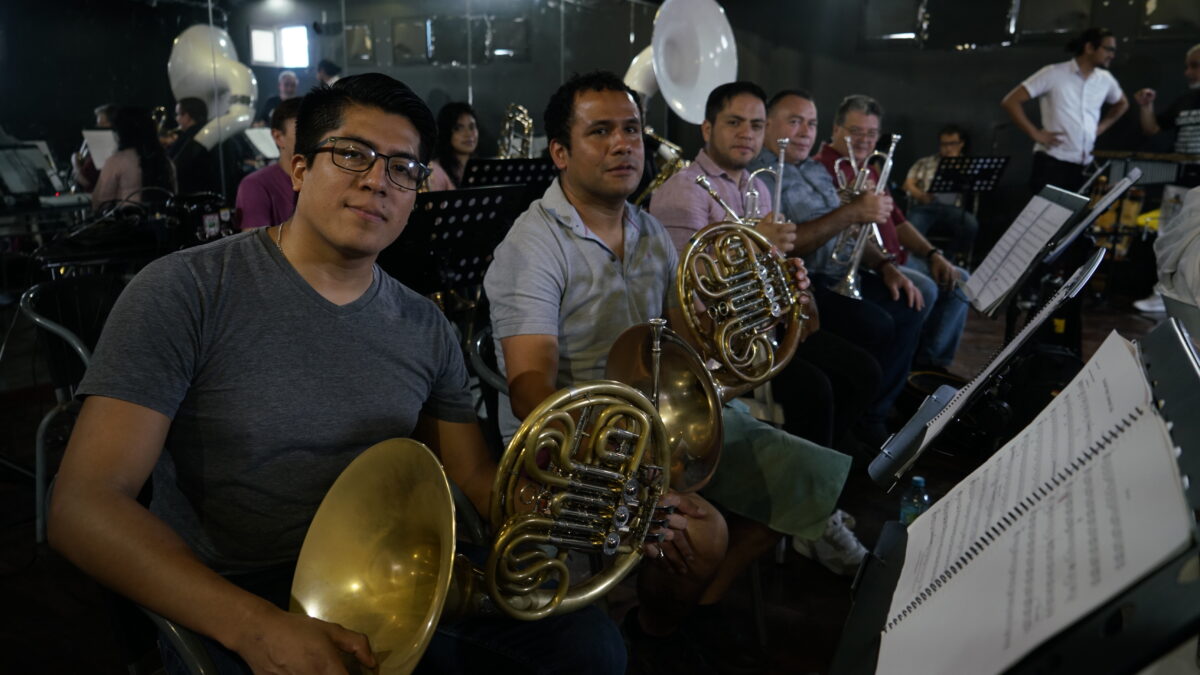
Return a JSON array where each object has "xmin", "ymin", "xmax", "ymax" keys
[{"xmin": 312, "ymin": 137, "xmax": 431, "ymax": 191}]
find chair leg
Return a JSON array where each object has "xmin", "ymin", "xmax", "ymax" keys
[
  {"xmin": 35, "ymin": 405, "xmax": 64, "ymax": 544},
  {"xmin": 749, "ymin": 560, "xmax": 769, "ymax": 647}
]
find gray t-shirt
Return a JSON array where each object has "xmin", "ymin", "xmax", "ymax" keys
[
  {"xmin": 78, "ymin": 228, "xmax": 475, "ymax": 574},
  {"xmin": 484, "ymin": 178, "xmax": 679, "ymax": 442}
]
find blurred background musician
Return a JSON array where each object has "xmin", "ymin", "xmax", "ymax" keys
[
  {"xmin": 255, "ymin": 70, "xmax": 298, "ymax": 126},
  {"xmin": 316, "ymin": 59, "xmax": 342, "ymax": 87},
  {"xmin": 91, "ymin": 106, "xmax": 176, "ymax": 209},
  {"xmin": 901, "ymin": 123, "xmax": 980, "ymax": 266},
  {"xmin": 426, "ymin": 102, "xmax": 479, "ymax": 191},
  {"xmin": 1134, "ymin": 43, "xmax": 1200, "ymax": 156},
  {"xmin": 749, "ymin": 89, "xmax": 914, "ymax": 448},
  {"xmin": 70, "ymin": 103, "xmax": 117, "ymax": 192},
  {"xmin": 818, "ymin": 95, "xmax": 969, "ymax": 375},
  {"xmin": 235, "ymin": 97, "xmax": 301, "ymax": 230},
  {"xmin": 1001, "ymin": 27, "xmax": 1128, "ymax": 193},
  {"xmin": 168, "ymin": 97, "xmax": 218, "ymax": 194}
]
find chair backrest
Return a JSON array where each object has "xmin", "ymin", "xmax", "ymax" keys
[
  {"xmin": 20, "ymin": 275, "xmax": 127, "ymax": 396},
  {"xmin": 467, "ymin": 324, "xmax": 509, "ymax": 396}
]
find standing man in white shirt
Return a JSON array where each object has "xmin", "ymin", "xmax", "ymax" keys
[{"xmin": 1001, "ymin": 27, "xmax": 1129, "ymax": 193}]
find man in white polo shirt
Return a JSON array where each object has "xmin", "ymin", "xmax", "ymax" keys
[{"xmin": 1001, "ymin": 27, "xmax": 1129, "ymax": 193}]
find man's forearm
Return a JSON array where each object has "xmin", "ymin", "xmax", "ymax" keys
[
  {"xmin": 49, "ymin": 485, "xmax": 274, "ymax": 653},
  {"xmin": 896, "ymin": 220, "xmax": 934, "ymax": 258},
  {"xmin": 1138, "ymin": 106, "xmax": 1162, "ymax": 136},
  {"xmin": 794, "ymin": 205, "xmax": 858, "ymax": 257},
  {"xmin": 1003, "ymin": 98, "xmax": 1041, "ymax": 139}
]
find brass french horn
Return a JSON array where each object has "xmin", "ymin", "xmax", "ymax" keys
[
  {"xmin": 291, "ymin": 320, "xmax": 726, "ymax": 673},
  {"xmin": 681, "ymin": 166, "xmax": 807, "ymax": 401}
]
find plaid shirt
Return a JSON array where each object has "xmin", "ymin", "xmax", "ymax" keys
[{"xmin": 905, "ymin": 154, "xmax": 960, "ymax": 207}]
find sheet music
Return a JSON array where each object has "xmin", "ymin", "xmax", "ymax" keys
[
  {"xmin": 244, "ymin": 127, "xmax": 280, "ymax": 159},
  {"xmin": 82, "ymin": 129, "xmax": 118, "ymax": 170},
  {"xmin": 918, "ymin": 250, "xmax": 1105, "ymax": 455},
  {"xmin": 876, "ymin": 333, "xmax": 1192, "ymax": 675},
  {"xmin": 964, "ymin": 195, "xmax": 1075, "ymax": 313}
]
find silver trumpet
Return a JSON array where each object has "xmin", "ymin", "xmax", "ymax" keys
[{"xmin": 829, "ymin": 134, "xmax": 901, "ymax": 300}]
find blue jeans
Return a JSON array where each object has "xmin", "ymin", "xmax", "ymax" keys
[
  {"xmin": 906, "ymin": 203, "xmax": 979, "ymax": 261},
  {"xmin": 901, "ymin": 257, "xmax": 970, "ymax": 368},
  {"xmin": 159, "ymin": 547, "xmax": 626, "ymax": 675}
]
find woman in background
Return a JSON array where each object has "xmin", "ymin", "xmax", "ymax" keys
[
  {"xmin": 92, "ymin": 107, "xmax": 177, "ymax": 209},
  {"xmin": 426, "ymin": 102, "xmax": 479, "ymax": 191}
]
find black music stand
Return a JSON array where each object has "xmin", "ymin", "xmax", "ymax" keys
[
  {"xmin": 376, "ymin": 184, "xmax": 526, "ymax": 300},
  {"xmin": 869, "ymin": 248, "xmax": 1106, "ymax": 489},
  {"xmin": 461, "ymin": 158, "xmax": 557, "ymax": 216},
  {"xmin": 926, "ymin": 155, "xmax": 1009, "ymax": 196},
  {"xmin": 836, "ymin": 317, "xmax": 1200, "ymax": 675},
  {"xmin": 462, "ymin": 158, "xmax": 556, "ymax": 190}
]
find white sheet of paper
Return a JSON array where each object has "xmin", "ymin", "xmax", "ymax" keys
[
  {"xmin": 244, "ymin": 127, "xmax": 280, "ymax": 159},
  {"xmin": 876, "ymin": 332, "xmax": 1192, "ymax": 675},
  {"xmin": 82, "ymin": 130, "xmax": 118, "ymax": 170},
  {"xmin": 964, "ymin": 195, "xmax": 1075, "ymax": 313}
]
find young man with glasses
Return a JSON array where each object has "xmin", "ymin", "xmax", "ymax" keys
[
  {"xmin": 1001, "ymin": 27, "xmax": 1128, "ymax": 194},
  {"xmin": 901, "ymin": 124, "xmax": 980, "ymax": 265},
  {"xmin": 48, "ymin": 74, "xmax": 625, "ymax": 675}
]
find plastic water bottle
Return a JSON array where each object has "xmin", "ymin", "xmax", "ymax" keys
[{"xmin": 899, "ymin": 476, "xmax": 931, "ymax": 525}]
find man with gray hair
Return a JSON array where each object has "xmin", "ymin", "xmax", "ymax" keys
[
  {"xmin": 815, "ymin": 94, "xmax": 970, "ymax": 377},
  {"xmin": 1134, "ymin": 43, "xmax": 1200, "ymax": 156},
  {"xmin": 257, "ymin": 70, "xmax": 300, "ymax": 125}
]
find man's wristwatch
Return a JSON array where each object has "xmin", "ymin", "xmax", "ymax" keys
[{"xmin": 925, "ymin": 247, "xmax": 944, "ymax": 261}]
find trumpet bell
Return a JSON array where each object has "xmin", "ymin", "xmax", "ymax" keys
[
  {"xmin": 652, "ymin": 0, "xmax": 738, "ymax": 124},
  {"xmin": 605, "ymin": 323, "xmax": 723, "ymax": 493},
  {"xmin": 291, "ymin": 439, "xmax": 456, "ymax": 675}
]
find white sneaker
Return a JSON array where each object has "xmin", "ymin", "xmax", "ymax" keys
[
  {"xmin": 1133, "ymin": 292, "xmax": 1166, "ymax": 314},
  {"xmin": 792, "ymin": 510, "xmax": 869, "ymax": 576}
]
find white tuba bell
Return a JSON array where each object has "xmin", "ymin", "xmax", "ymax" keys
[
  {"xmin": 168, "ymin": 25, "xmax": 257, "ymax": 151},
  {"xmin": 651, "ymin": 0, "xmax": 738, "ymax": 125}
]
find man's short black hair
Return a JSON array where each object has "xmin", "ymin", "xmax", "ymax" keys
[
  {"xmin": 766, "ymin": 89, "xmax": 814, "ymax": 114},
  {"xmin": 1067, "ymin": 27, "xmax": 1114, "ymax": 55},
  {"xmin": 543, "ymin": 70, "xmax": 640, "ymax": 152},
  {"xmin": 938, "ymin": 123, "xmax": 969, "ymax": 152},
  {"xmin": 937, "ymin": 123, "xmax": 966, "ymax": 139},
  {"xmin": 270, "ymin": 97, "xmax": 304, "ymax": 132},
  {"xmin": 294, "ymin": 73, "xmax": 436, "ymax": 164},
  {"xmin": 177, "ymin": 97, "xmax": 209, "ymax": 126},
  {"xmin": 704, "ymin": 82, "xmax": 767, "ymax": 124},
  {"xmin": 318, "ymin": 59, "xmax": 342, "ymax": 77},
  {"xmin": 833, "ymin": 94, "xmax": 884, "ymax": 128}
]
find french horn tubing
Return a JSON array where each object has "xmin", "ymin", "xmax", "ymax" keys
[
  {"xmin": 291, "ymin": 324, "xmax": 699, "ymax": 672},
  {"xmin": 681, "ymin": 163, "xmax": 806, "ymax": 401}
]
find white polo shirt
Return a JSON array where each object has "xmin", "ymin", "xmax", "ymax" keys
[{"xmin": 1022, "ymin": 58, "xmax": 1124, "ymax": 165}]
